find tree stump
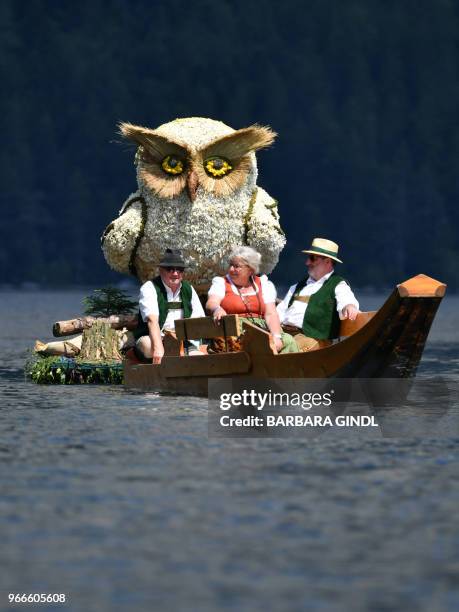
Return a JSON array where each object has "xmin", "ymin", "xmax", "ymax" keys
[{"xmin": 78, "ymin": 320, "xmax": 122, "ymax": 362}]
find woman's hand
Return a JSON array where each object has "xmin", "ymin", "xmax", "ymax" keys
[
  {"xmin": 264, "ymin": 303, "xmax": 284, "ymax": 353},
  {"xmin": 206, "ymin": 295, "xmax": 226, "ymax": 322},
  {"xmin": 212, "ymin": 305, "xmax": 227, "ymax": 322}
]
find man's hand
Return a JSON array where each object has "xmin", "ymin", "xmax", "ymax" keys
[
  {"xmin": 152, "ymin": 345, "xmax": 165, "ymax": 365},
  {"xmin": 341, "ymin": 304, "xmax": 359, "ymax": 321},
  {"xmin": 147, "ymin": 314, "xmax": 164, "ymax": 364}
]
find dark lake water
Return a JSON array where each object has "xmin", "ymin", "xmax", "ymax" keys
[{"xmin": 1, "ymin": 290, "xmax": 459, "ymax": 612}]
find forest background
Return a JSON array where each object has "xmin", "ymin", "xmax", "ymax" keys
[{"xmin": 1, "ymin": 0, "xmax": 458, "ymax": 290}]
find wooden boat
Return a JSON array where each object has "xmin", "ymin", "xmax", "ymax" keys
[{"xmin": 124, "ymin": 274, "xmax": 446, "ymax": 396}]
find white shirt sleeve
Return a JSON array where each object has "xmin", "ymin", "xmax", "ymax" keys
[
  {"xmin": 208, "ymin": 276, "xmax": 225, "ymax": 298},
  {"xmin": 139, "ymin": 281, "xmax": 159, "ymax": 321},
  {"xmin": 335, "ymin": 281, "xmax": 359, "ymax": 314},
  {"xmin": 260, "ymin": 275, "xmax": 276, "ymax": 304},
  {"xmin": 190, "ymin": 286, "xmax": 205, "ymax": 318},
  {"xmin": 276, "ymin": 284, "xmax": 296, "ymax": 322}
]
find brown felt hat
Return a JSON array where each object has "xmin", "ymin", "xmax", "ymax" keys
[{"xmin": 157, "ymin": 248, "xmax": 186, "ymax": 268}]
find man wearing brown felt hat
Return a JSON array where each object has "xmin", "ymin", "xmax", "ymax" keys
[
  {"xmin": 277, "ymin": 238, "xmax": 359, "ymax": 352},
  {"xmin": 134, "ymin": 248, "xmax": 205, "ymax": 364}
]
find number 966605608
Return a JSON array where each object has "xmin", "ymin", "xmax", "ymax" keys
[{"xmin": 8, "ymin": 594, "xmax": 66, "ymax": 604}]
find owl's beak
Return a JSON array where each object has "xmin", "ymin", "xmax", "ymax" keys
[{"xmin": 186, "ymin": 170, "xmax": 199, "ymax": 202}]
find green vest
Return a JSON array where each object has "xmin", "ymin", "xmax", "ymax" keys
[
  {"xmin": 134, "ymin": 277, "xmax": 193, "ymax": 339},
  {"xmin": 288, "ymin": 273, "xmax": 345, "ymax": 340}
]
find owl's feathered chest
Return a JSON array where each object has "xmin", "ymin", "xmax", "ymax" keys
[{"xmin": 140, "ymin": 186, "xmax": 253, "ymax": 241}]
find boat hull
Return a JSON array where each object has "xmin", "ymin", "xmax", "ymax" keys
[{"xmin": 124, "ymin": 274, "xmax": 446, "ymax": 396}]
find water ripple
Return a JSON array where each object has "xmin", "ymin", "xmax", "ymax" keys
[{"xmin": 1, "ymin": 291, "xmax": 459, "ymax": 611}]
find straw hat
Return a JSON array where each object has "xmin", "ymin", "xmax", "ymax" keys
[{"xmin": 302, "ymin": 238, "xmax": 343, "ymax": 263}]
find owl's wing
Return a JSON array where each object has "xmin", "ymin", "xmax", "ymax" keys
[
  {"xmin": 244, "ymin": 187, "xmax": 286, "ymax": 275},
  {"xmin": 101, "ymin": 195, "xmax": 147, "ymax": 278},
  {"xmin": 118, "ymin": 191, "xmax": 143, "ymax": 215}
]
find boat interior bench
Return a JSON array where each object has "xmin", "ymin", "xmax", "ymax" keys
[
  {"xmin": 173, "ymin": 310, "xmax": 377, "ymax": 355},
  {"xmin": 162, "ymin": 315, "xmax": 252, "ymax": 378},
  {"xmin": 173, "ymin": 315, "xmax": 276, "ymax": 356},
  {"xmin": 175, "ymin": 314, "xmax": 243, "ymax": 344}
]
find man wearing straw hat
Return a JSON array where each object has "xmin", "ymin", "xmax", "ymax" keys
[
  {"xmin": 134, "ymin": 248, "xmax": 205, "ymax": 364},
  {"xmin": 277, "ymin": 238, "xmax": 359, "ymax": 352}
]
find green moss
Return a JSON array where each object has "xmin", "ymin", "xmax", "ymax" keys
[{"xmin": 25, "ymin": 354, "xmax": 123, "ymax": 385}]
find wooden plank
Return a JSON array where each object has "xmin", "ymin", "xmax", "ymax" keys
[
  {"xmin": 398, "ymin": 274, "xmax": 446, "ymax": 298},
  {"xmin": 161, "ymin": 352, "xmax": 251, "ymax": 378},
  {"xmin": 339, "ymin": 311, "xmax": 376, "ymax": 337},
  {"xmin": 241, "ymin": 321, "xmax": 277, "ymax": 355},
  {"xmin": 163, "ymin": 333, "xmax": 182, "ymax": 356},
  {"xmin": 249, "ymin": 353, "xmax": 330, "ymax": 378},
  {"xmin": 123, "ymin": 362, "xmax": 209, "ymax": 395},
  {"xmin": 175, "ymin": 315, "xmax": 241, "ymax": 341}
]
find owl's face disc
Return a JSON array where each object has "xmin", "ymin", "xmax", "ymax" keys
[{"xmin": 120, "ymin": 117, "xmax": 276, "ymax": 202}]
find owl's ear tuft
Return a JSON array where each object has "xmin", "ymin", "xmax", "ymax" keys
[
  {"xmin": 118, "ymin": 122, "xmax": 189, "ymax": 161},
  {"xmin": 195, "ymin": 125, "xmax": 276, "ymax": 196},
  {"xmin": 236, "ymin": 124, "xmax": 277, "ymax": 152},
  {"xmin": 202, "ymin": 124, "xmax": 277, "ymax": 161},
  {"xmin": 118, "ymin": 122, "xmax": 156, "ymax": 144}
]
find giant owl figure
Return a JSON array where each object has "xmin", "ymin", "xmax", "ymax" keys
[{"xmin": 102, "ymin": 117, "xmax": 286, "ymax": 288}]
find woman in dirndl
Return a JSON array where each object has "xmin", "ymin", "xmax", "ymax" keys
[{"xmin": 205, "ymin": 246, "xmax": 298, "ymax": 353}]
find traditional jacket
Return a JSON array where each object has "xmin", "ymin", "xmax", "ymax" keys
[
  {"xmin": 288, "ymin": 273, "xmax": 345, "ymax": 339},
  {"xmin": 134, "ymin": 276, "xmax": 193, "ymax": 339}
]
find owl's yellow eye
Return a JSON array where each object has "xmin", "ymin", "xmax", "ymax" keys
[
  {"xmin": 161, "ymin": 155, "xmax": 185, "ymax": 175},
  {"xmin": 204, "ymin": 156, "xmax": 233, "ymax": 178}
]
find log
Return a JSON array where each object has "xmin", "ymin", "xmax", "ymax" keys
[
  {"xmin": 78, "ymin": 321, "xmax": 122, "ymax": 362},
  {"xmin": 35, "ymin": 335, "xmax": 83, "ymax": 357},
  {"xmin": 53, "ymin": 314, "xmax": 138, "ymax": 337}
]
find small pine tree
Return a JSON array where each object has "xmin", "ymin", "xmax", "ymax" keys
[{"xmin": 83, "ymin": 286, "xmax": 137, "ymax": 317}]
